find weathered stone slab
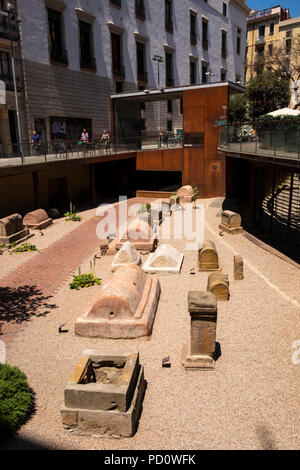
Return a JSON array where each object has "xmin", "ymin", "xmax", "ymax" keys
[
  {"xmin": 23, "ymin": 209, "xmax": 52, "ymax": 230},
  {"xmin": 117, "ymin": 217, "xmax": 156, "ymax": 251},
  {"xmin": 234, "ymin": 254, "xmax": 244, "ymax": 280},
  {"xmin": 219, "ymin": 210, "xmax": 243, "ymax": 234},
  {"xmin": 198, "ymin": 240, "xmax": 221, "ymax": 271},
  {"xmin": 0, "ymin": 213, "xmax": 28, "ymax": 245},
  {"xmin": 207, "ymin": 272, "xmax": 229, "ymax": 301},
  {"xmin": 111, "ymin": 242, "xmax": 141, "ymax": 272},
  {"xmin": 142, "ymin": 244, "xmax": 184, "ymax": 274},
  {"xmin": 182, "ymin": 291, "xmax": 217, "ymax": 370},
  {"xmin": 75, "ymin": 265, "xmax": 160, "ymax": 338},
  {"xmin": 61, "ymin": 351, "xmax": 145, "ymax": 437}
]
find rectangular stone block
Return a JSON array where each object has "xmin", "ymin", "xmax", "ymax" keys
[{"xmin": 234, "ymin": 254, "xmax": 244, "ymax": 280}]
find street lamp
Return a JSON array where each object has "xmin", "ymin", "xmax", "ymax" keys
[
  {"xmin": 6, "ymin": 2, "xmax": 23, "ymax": 159},
  {"xmin": 152, "ymin": 54, "xmax": 164, "ymax": 138}
]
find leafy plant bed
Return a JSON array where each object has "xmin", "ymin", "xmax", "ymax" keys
[
  {"xmin": 9, "ymin": 242, "xmax": 37, "ymax": 254},
  {"xmin": 0, "ymin": 364, "xmax": 34, "ymax": 441},
  {"xmin": 70, "ymin": 273, "xmax": 101, "ymax": 290}
]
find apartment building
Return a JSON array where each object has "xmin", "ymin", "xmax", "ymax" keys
[
  {"xmin": 246, "ymin": 5, "xmax": 290, "ymax": 81},
  {"xmin": 16, "ymin": 0, "xmax": 249, "ymax": 143},
  {"xmin": 0, "ymin": 0, "xmax": 27, "ymax": 150},
  {"xmin": 278, "ymin": 16, "xmax": 300, "ymax": 108}
]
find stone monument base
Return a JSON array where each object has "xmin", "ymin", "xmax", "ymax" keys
[
  {"xmin": 0, "ymin": 229, "xmax": 29, "ymax": 246},
  {"xmin": 182, "ymin": 343, "xmax": 215, "ymax": 370},
  {"xmin": 218, "ymin": 224, "xmax": 243, "ymax": 234}
]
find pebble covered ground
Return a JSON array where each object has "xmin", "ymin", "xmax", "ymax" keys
[{"xmin": 0, "ymin": 198, "xmax": 299, "ymax": 450}]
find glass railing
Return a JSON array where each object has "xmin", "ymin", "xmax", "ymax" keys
[{"xmin": 219, "ymin": 123, "xmax": 300, "ymax": 161}]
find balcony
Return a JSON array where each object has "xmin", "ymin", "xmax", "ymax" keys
[
  {"xmin": 112, "ymin": 63, "xmax": 125, "ymax": 79},
  {"xmin": 50, "ymin": 49, "xmax": 68, "ymax": 66},
  {"xmin": 110, "ymin": 0, "xmax": 121, "ymax": 8},
  {"xmin": 165, "ymin": 19, "xmax": 173, "ymax": 34},
  {"xmin": 255, "ymin": 36, "xmax": 266, "ymax": 45},
  {"xmin": 80, "ymin": 57, "xmax": 96, "ymax": 71},
  {"xmin": 190, "ymin": 32, "xmax": 197, "ymax": 46},
  {"xmin": 135, "ymin": 3, "xmax": 145, "ymax": 21},
  {"xmin": 0, "ymin": 72, "xmax": 23, "ymax": 92},
  {"xmin": 137, "ymin": 70, "xmax": 148, "ymax": 84},
  {"xmin": 166, "ymin": 76, "xmax": 174, "ymax": 87}
]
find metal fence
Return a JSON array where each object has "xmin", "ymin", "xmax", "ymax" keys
[{"xmin": 219, "ymin": 123, "xmax": 300, "ymax": 161}]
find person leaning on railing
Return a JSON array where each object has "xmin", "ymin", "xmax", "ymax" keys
[
  {"xmin": 32, "ymin": 130, "xmax": 41, "ymax": 155},
  {"xmin": 100, "ymin": 129, "xmax": 111, "ymax": 153}
]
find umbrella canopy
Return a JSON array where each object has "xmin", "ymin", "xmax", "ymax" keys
[{"xmin": 267, "ymin": 107, "xmax": 300, "ymax": 116}]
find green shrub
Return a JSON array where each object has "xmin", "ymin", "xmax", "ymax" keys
[
  {"xmin": 0, "ymin": 364, "xmax": 34, "ymax": 440},
  {"xmin": 69, "ymin": 273, "xmax": 101, "ymax": 290},
  {"xmin": 13, "ymin": 243, "xmax": 37, "ymax": 253},
  {"xmin": 64, "ymin": 211, "xmax": 82, "ymax": 222},
  {"xmin": 138, "ymin": 203, "xmax": 151, "ymax": 214}
]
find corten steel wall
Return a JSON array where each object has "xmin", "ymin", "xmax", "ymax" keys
[
  {"xmin": 182, "ymin": 85, "xmax": 228, "ymax": 197},
  {"xmin": 136, "ymin": 148, "xmax": 183, "ymax": 172}
]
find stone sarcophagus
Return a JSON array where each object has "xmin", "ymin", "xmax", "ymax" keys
[
  {"xmin": 182, "ymin": 291, "xmax": 218, "ymax": 370},
  {"xmin": 219, "ymin": 210, "xmax": 243, "ymax": 234},
  {"xmin": 75, "ymin": 265, "xmax": 160, "ymax": 338},
  {"xmin": 142, "ymin": 244, "xmax": 184, "ymax": 274},
  {"xmin": 23, "ymin": 209, "xmax": 53, "ymax": 230},
  {"xmin": 176, "ymin": 185, "xmax": 194, "ymax": 203},
  {"xmin": 198, "ymin": 240, "xmax": 221, "ymax": 271},
  {"xmin": 0, "ymin": 213, "xmax": 27, "ymax": 245},
  {"xmin": 61, "ymin": 351, "xmax": 145, "ymax": 437},
  {"xmin": 207, "ymin": 272, "xmax": 229, "ymax": 301},
  {"xmin": 111, "ymin": 242, "xmax": 141, "ymax": 272},
  {"xmin": 117, "ymin": 217, "xmax": 156, "ymax": 251}
]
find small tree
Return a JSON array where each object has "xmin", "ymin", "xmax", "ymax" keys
[
  {"xmin": 246, "ymin": 70, "xmax": 290, "ymax": 120},
  {"xmin": 228, "ymin": 94, "xmax": 248, "ymax": 123}
]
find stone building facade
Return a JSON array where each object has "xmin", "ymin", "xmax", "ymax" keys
[{"xmin": 16, "ymin": 0, "xmax": 249, "ymax": 144}]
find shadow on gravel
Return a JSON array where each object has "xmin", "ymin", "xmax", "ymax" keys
[
  {"xmin": 0, "ymin": 285, "xmax": 57, "ymax": 335},
  {"xmin": 256, "ymin": 424, "xmax": 278, "ymax": 450}
]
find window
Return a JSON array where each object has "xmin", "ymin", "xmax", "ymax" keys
[
  {"xmin": 190, "ymin": 60, "xmax": 196, "ymax": 84},
  {"xmin": 222, "ymin": 3, "xmax": 227, "ymax": 17},
  {"xmin": 269, "ymin": 23, "xmax": 274, "ymax": 35},
  {"xmin": 135, "ymin": 0, "xmax": 145, "ymax": 21},
  {"xmin": 237, "ymin": 34, "xmax": 241, "ymax": 55},
  {"xmin": 221, "ymin": 70, "xmax": 226, "ymax": 81},
  {"xmin": 136, "ymin": 41, "xmax": 147, "ymax": 83},
  {"xmin": 256, "ymin": 45, "xmax": 264, "ymax": 55},
  {"xmin": 268, "ymin": 43, "xmax": 273, "ymax": 56},
  {"xmin": 116, "ymin": 81, "xmax": 123, "ymax": 92},
  {"xmin": 79, "ymin": 21, "xmax": 95, "ymax": 70},
  {"xmin": 140, "ymin": 118, "xmax": 146, "ymax": 131},
  {"xmin": 111, "ymin": 33, "xmax": 125, "ymax": 78},
  {"xmin": 165, "ymin": 0, "xmax": 173, "ymax": 33},
  {"xmin": 286, "ymin": 30, "xmax": 292, "ymax": 38},
  {"xmin": 139, "ymin": 85, "xmax": 146, "ymax": 110},
  {"xmin": 0, "ymin": 50, "xmax": 11, "ymax": 81},
  {"xmin": 165, "ymin": 52, "xmax": 174, "ymax": 86},
  {"xmin": 202, "ymin": 64, "xmax": 208, "ymax": 83},
  {"xmin": 48, "ymin": 8, "xmax": 68, "ymax": 65},
  {"xmin": 180, "ymin": 98, "xmax": 183, "ymax": 114},
  {"xmin": 221, "ymin": 31, "xmax": 227, "ymax": 59},
  {"xmin": 258, "ymin": 25, "xmax": 265, "ymax": 38},
  {"xmin": 167, "ymin": 120, "xmax": 172, "ymax": 132},
  {"xmin": 167, "ymin": 100, "xmax": 173, "ymax": 113},
  {"xmin": 190, "ymin": 12, "xmax": 197, "ymax": 45},
  {"xmin": 286, "ymin": 39, "xmax": 291, "ymax": 54},
  {"xmin": 202, "ymin": 19, "xmax": 208, "ymax": 50}
]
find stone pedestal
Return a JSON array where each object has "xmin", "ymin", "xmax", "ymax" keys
[
  {"xmin": 182, "ymin": 291, "xmax": 217, "ymax": 370},
  {"xmin": 0, "ymin": 214, "xmax": 28, "ymax": 246},
  {"xmin": 198, "ymin": 240, "xmax": 221, "ymax": 271},
  {"xmin": 61, "ymin": 351, "xmax": 145, "ymax": 437},
  {"xmin": 219, "ymin": 210, "xmax": 243, "ymax": 234},
  {"xmin": 207, "ymin": 272, "xmax": 229, "ymax": 301},
  {"xmin": 234, "ymin": 255, "xmax": 244, "ymax": 280}
]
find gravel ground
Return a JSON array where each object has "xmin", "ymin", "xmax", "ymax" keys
[{"xmin": 1, "ymin": 198, "xmax": 299, "ymax": 450}]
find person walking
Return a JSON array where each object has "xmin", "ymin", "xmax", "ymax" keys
[
  {"xmin": 32, "ymin": 130, "xmax": 41, "ymax": 155},
  {"xmin": 100, "ymin": 129, "xmax": 111, "ymax": 153}
]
